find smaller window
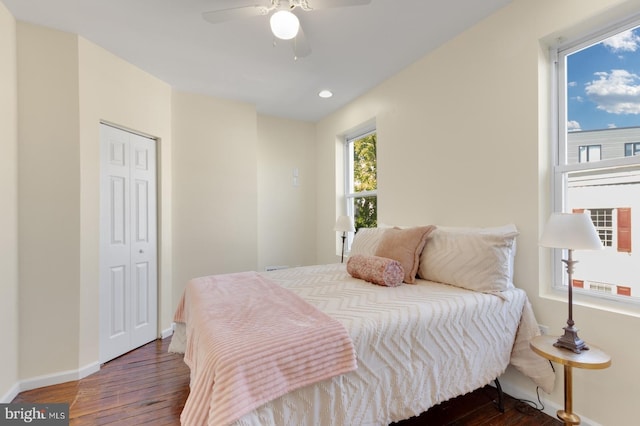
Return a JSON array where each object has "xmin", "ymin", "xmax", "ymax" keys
[
  {"xmin": 579, "ymin": 145, "xmax": 601, "ymax": 163},
  {"xmin": 624, "ymin": 142, "xmax": 640, "ymax": 157},
  {"xmin": 589, "ymin": 208, "xmax": 613, "ymax": 247},
  {"xmin": 344, "ymin": 129, "xmax": 377, "ymax": 233}
]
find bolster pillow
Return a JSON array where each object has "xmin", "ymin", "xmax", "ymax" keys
[{"xmin": 347, "ymin": 254, "xmax": 405, "ymax": 287}]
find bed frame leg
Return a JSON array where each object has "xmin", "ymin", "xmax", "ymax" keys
[{"xmin": 494, "ymin": 378, "xmax": 505, "ymax": 413}]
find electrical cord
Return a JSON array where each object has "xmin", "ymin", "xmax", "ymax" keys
[
  {"xmin": 514, "ymin": 361, "xmax": 554, "ymax": 416},
  {"xmin": 514, "ymin": 386, "xmax": 545, "ymax": 415}
]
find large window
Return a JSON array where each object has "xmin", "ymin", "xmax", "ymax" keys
[
  {"xmin": 554, "ymin": 19, "xmax": 640, "ymax": 302},
  {"xmin": 345, "ymin": 130, "xmax": 377, "ymax": 232}
]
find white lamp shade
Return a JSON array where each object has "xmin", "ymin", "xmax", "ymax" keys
[
  {"xmin": 270, "ymin": 10, "xmax": 300, "ymax": 40},
  {"xmin": 334, "ymin": 215, "xmax": 355, "ymax": 233},
  {"xmin": 540, "ymin": 212, "xmax": 603, "ymax": 250}
]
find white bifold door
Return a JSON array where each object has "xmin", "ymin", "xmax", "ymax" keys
[{"xmin": 99, "ymin": 124, "xmax": 158, "ymax": 363}]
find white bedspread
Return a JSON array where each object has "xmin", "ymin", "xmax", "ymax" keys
[{"xmin": 170, "ymin": 263, "xmax": 554, "ymax": 425}]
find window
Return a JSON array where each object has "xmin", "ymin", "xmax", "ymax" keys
[
  {"xmin": 625, "ymin": 142, "xmax": 640, "ymax": 156},
  {"xmin": 553, "ymin": 19, "xmax": 640, "ymax": 302},
  {"xmin": 578, "ymin": 145, "xmax": 601, "ymax": 162},
  {"xmin": 345, "ymin": 130, "xmax": 377, "ymax": 233},
  {"xmin": 587, "ymin": 208, "xmax": 613, "ymax": 247}
]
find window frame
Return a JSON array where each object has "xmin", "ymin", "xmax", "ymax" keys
[
  {"xmin": 578, "ymin": 144, "xmax": 601, "ymax": 163},
  {"xmin": 587, "ymin": 208, "xmax": 613, "ymax": 248},
  {"xmin": 625, "ymin": 142, "xmax": 640, "ymax": 157},
  {"xmin": 343, "ymin": 128, "xmax": 377, "ymax": 248},
  {"xmin": 551, "ymin": 16, "xmax": 640, "ymax": 306}
]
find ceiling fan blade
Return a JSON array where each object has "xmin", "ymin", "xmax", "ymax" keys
[
  {"xmin": 305, "ymin": 0, "xmax": 372, "ymax": 10},
  {"xmin": 202, "ymin": 5, "xmax": 268, "ymax": 24},
  {"xmin": 292, "ymin": 24, "xmax": 312, "ymax": 59}
]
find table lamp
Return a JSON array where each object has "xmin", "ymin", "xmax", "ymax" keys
[
  {"xmin": 334, "ymin": 215, "xmax": 355, "ymax": 263},
  {"xmin": 540, "ymin": 212, "xmax": 603, "ymax": 353}
]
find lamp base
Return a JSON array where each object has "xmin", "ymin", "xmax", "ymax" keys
[{"xmin": 554, "ymin": 325, "xmax": 589, "ymax": 354}]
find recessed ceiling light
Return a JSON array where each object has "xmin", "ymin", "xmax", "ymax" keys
[{"xmin": 318, "ymin": 90, "xmax": 333, "ymax": 98}]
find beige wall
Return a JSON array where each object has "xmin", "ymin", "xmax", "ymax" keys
[
  {"xmin": 316, "ymin": 0, "xmax": 640, "ymax": 424},
  {"xmin": 17, "ymin": 22, "xmax": 81, "ymax": 378},
  {"xmin": 0, "ymin": 1, "xmax": 18, "ymax": 401},
  {"xmin": 171, "ymin": 91, "xmax": 259, "ymax": 303},
  {"xmin": 257, "ymin": 115, "xmax": 317, "ymax": 271}
]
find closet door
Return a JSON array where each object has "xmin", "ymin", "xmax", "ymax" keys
[{"xmin": 99, "ymin": 124, "xmax": 158, "ymax": 363}]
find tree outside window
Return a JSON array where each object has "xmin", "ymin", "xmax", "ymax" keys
[{"xmin": 346, "ymin": 131, "xmax": 377, "ymax": 231}]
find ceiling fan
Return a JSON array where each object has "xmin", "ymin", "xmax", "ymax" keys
[{"xmin": 202, "ymin": 0, "xmax": 372, "ymax": 59}]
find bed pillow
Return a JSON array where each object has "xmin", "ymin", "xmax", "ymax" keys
[
  {"xmin": 436, "ymin": 224, "xmax": 518, "ymax": 283},
  {"xmin": 374, "ymin": 226, "xmax": 436, "ymax": 284},
  {"xmin": 418, "ymin": 225, "xmax": 519, "ymax": 293},
  {"xmin": 347, "ymin": 255, "xmax": 405, "ymax": 287},
  {"xmin": 349, "ymin": 227, "xmax": 388, "ymax": 256}
]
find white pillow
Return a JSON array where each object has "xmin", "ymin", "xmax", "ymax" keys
[
  {"xmin": 349, "ymin": 227, "xmax": 387, "ymax": 257},
  {"xmin": 437, "ymin": 224, "xmax": 518, "ymax": 283},
  {"xmin": 418, "ymin": 224, "xmax": 519, "ymax": 293}
]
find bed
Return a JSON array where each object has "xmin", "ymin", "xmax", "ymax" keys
[{"xmin": 170, "ymin": 224, "xmax": 555, "ymax": 426}]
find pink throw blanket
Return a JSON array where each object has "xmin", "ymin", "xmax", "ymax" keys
[{"xmin": 174, "ymin": 272, "xmax": 357, "ymax": 426}]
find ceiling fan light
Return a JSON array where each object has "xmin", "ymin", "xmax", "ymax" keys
[{"xmin": 270, "ymin": 10, "xmax": 300, "ymax": 40}]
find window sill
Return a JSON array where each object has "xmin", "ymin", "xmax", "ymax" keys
[{"xmin": 540, "ymin": 285, "xmax": 640, "ymax": 320}]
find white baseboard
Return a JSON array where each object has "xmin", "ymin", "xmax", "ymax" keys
[
  {"xmin": 1, "ymin": 361, "xmax": 101, "ymax": 403},
  {"xmin": 161, "ymin": 324, "xmax": 174, "ymax": 339},
  {"xmin": 3, "ymin": 330, "xmax": 178, "ymax": 404},
  {"xmin": 1, "ymin": 383, "xmax": 20, "ymax": 404},
  {"xmin": 20, "ymin": 361, "xmax": 100, "ymax": 393},
  {"xmin": 499, "ymin": 378, "xmax": 602, "ymax": 426},
  {"xmin": 3, "ymin": 330, "xmax": 176, "ymax": 403}
]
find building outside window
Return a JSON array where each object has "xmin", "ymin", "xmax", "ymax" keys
[{"xmin": 554, "ymin": 19, "xmax": 640, "ymax": 302}]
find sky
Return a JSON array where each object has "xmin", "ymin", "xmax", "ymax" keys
[{"xmin": 567, "ymin": 26, "xmax": 640, "ymax": 132}]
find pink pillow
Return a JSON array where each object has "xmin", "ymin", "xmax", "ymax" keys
[
  {"xmin": 347, "ymin": 255, "xmax": 405, "ymax": 287},
  {"xmin": 374, "ymin": 226, "xmax": 436, "ymax": 284}
]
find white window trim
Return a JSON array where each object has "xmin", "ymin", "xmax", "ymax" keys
[
  {"xmin": 341, "ymin": 127, "xmax": 377, "ymax": 252},
  {"xmin": 344, "ymin": 128, "xmax": 377, "ymax": 220},
  {"xmin": 550, "ymin": 16, "xmax": 640, "ymax": 311}
]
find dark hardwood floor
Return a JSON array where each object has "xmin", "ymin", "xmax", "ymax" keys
[{"xmin": 12, "ymin": 337, "xmax": 560, "ymax": 425}]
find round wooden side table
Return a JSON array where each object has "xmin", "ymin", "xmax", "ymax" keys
[{"xmin": 530, "ymin": 335, "xmax": 611, "ymax": 425}]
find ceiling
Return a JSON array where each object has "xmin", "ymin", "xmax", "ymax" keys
[{"xmin": 3, "ymin": 0, "xmax": 513, "ymax": 122}]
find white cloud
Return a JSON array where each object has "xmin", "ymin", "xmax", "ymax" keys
[
  {"xmin": 585, "ymin": 69, "xmax": 640, "ymax": 114},
  {"xmin": 608, "ymin": 123, "xmax": 618, "ymax": 128},
  {"xmin": 568, "ymin": 81, "xmax": 578, "ymax": 87},
  {"xmin": 603, "ymin": 30, "xmax": 640, "ymax": 52},
  {"xmin": 567, "ymin": 120, "xmax": 582, "ymax": 131}
]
